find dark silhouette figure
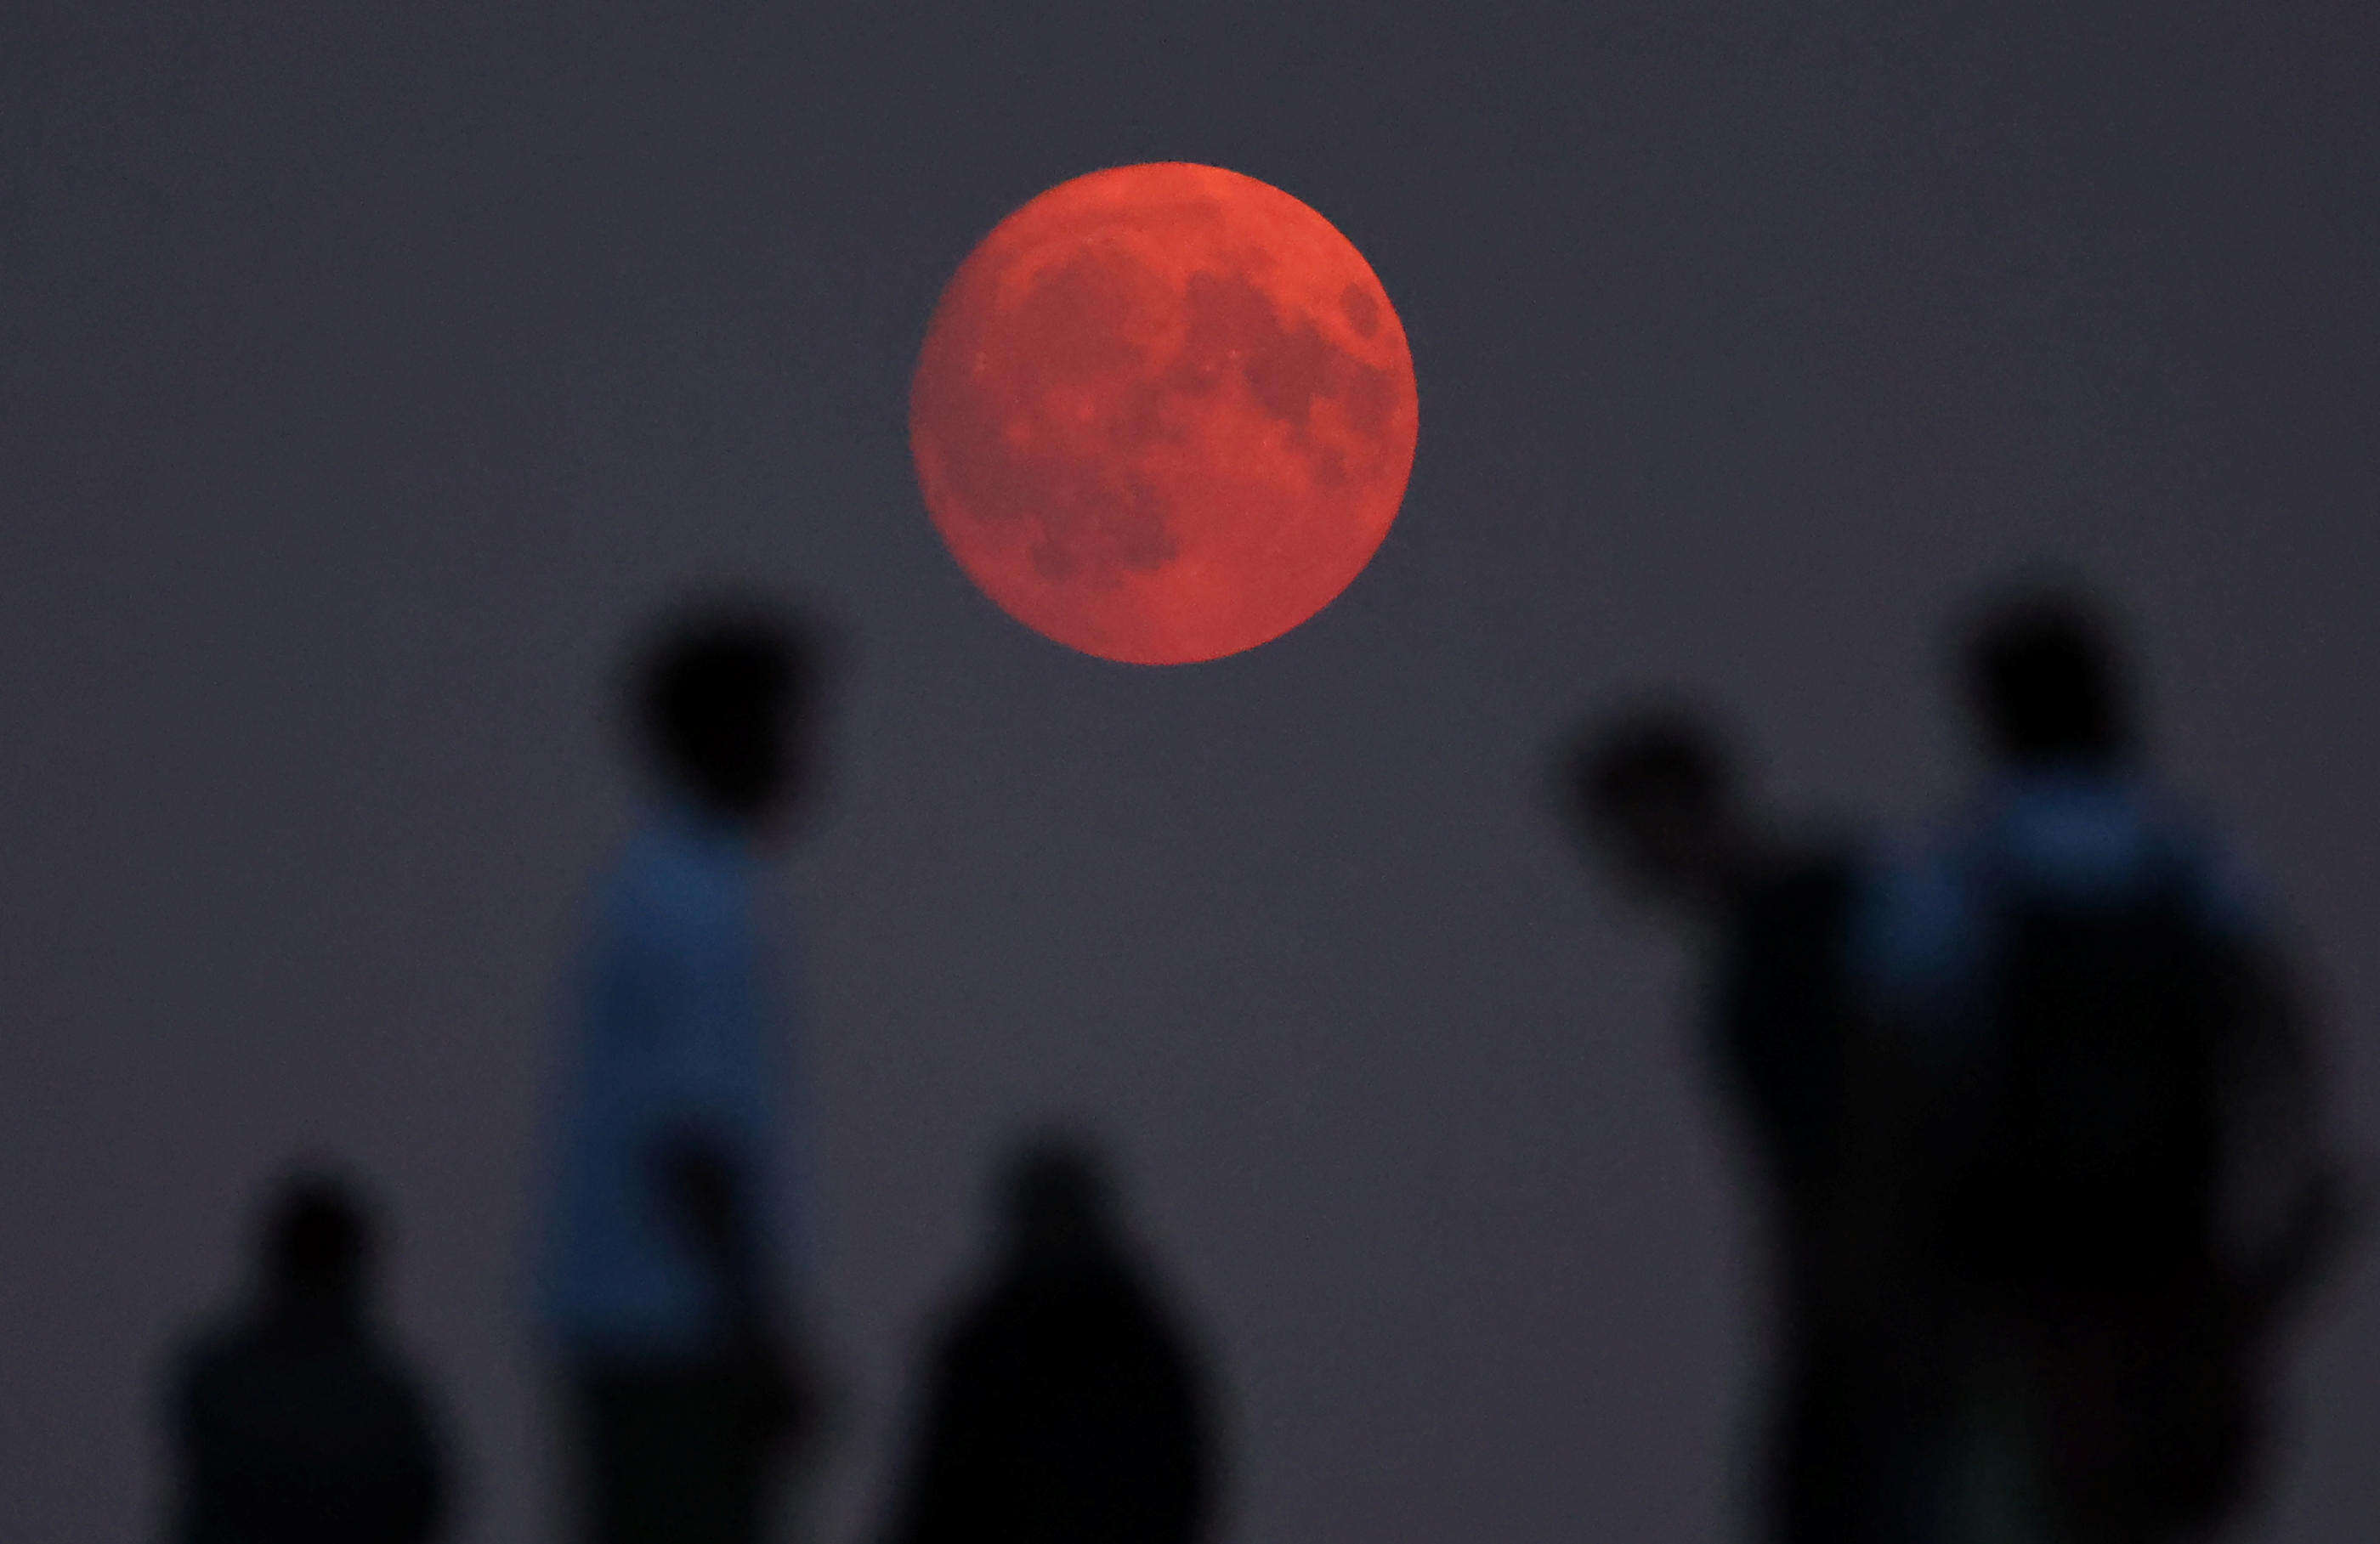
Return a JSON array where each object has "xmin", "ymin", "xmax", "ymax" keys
[
  {"xmin": 1862, "ymin": 582, "xmax": 2355, "ymax": 1543},
  {"xmin": 1560, "ymin": 703, "xmax": 1938, "ymax": 1544},
  {"xmin": 536, "ymin": 596, "xmax": 834, "ymax": 1544},
  {"xmin": 882, "ymin": 1133, "xmax": 1220, "ymax": 1544},
  {"xmin": 165, "ymin": 1171, "xmax": 451, "ymax": 1544}
]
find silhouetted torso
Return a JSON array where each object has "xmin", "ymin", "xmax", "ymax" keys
[
  {"xmin": 170, "ymin": 1298, "xmax": 446, "ymax": 1544},
  {"xmin": 1711, "ymin": 842, "xmax": 1862, "ymax": 1217},
  {"xmin": 887, "ymin": 1245, "xmax": 1212, "ymax": 1544},
  {"xmin": 1858, "ymin": 768, "xmax": 2346, "ymax": 1544},
  {"xmin": 1704, "ymin": 840, "xmax": 1946, "ymax": 1544}
]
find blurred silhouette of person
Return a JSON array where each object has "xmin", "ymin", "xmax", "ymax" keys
[
  {"xmin": 165, "ymin": 1169, "xmax": 451, "ymax": 1544},
  {"xmin": 535, "ymin": 596, "xmax": 833, "ymax": 1544},
  {"xmin": 1558, "ymin": 707, "xmax": 1938, "ymax": 1544},
  {"xmin": 1854, "ymin": 580, "xmax": 2354, "ymax": 1544},
  {"xmin": 881, "ymin": 1131, "xmax": 1220, "ymax": 1544}
]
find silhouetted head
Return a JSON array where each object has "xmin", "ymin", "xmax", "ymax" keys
[
  {"xmin": 633, "ymin": 595, "xmax": 829, "ymax": 834},
  {"xmin": 261, "ymin": 1172, "xmax": 374, "ymax": 1316},
  {"xmin": 1563, "ymin": 701, "xmax": 1750, "ymax": 912},
  {"xmin": 1961, "ymin": 583, "xmax": 2134, "ymax": 771},
  {"xmin": 1000, "ymin": 1131, "xmax": 1119, "ymax": 1271}
]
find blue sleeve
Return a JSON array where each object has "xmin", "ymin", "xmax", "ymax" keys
[{"xmin": 1852, "ymin": 849, "xmax": 1972, "ymax": 1005}]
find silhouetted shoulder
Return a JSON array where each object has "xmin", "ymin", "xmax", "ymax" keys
[
  {"xmin": 891, "ymin": 1255, "xmax": 1214, "ymax": 1544},
  {"xmin": 887, "ymin": 1132, "xmax": 1220, "ymax": 1544},
  {"xmin": 171, "ymin": 1311, "xmax": 447, "ymax": 1544}
]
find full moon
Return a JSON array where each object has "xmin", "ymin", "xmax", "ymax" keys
[{"xmin": 910, "ymin": 163, "xmax": 1419, "ymax": 665}]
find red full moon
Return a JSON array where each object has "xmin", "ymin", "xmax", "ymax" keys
[{"xmin": 910, "ymin": 163, "xmax": 1419, "ymax": 665}]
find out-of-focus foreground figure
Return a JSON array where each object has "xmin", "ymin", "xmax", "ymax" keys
[
  {"xmin": 164, "ymin": 1170, "xmax": 452, "ymax": 1544},
  {"xmin": 881, "ymin": 1131, "xmax": 1221, "ymax": 1544},
  {"xmin": 1561, "ymin": 704, "xmax": 1935, "ymax": 1543},
  {"xmin": 1856, "ymin": 580, "xmax": 2356, "ymax": 1544},
  {"xmin": 534, "ymin": 596, "xmax": 833, "ymax": 1544}
]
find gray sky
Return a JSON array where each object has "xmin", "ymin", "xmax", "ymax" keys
[{"xmin": 2, "ymin": 3, "xmax": 2375, "ymax": 1541}]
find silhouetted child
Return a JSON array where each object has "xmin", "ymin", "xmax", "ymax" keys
[
  {"xmin": 165, "ymin": 1171, "xmax": 450, "ymax": 1544},
  {"xmin": 881, "ymin": 1133, "xmax": 1219, "ymax": 1544},
  {"xmin": 535, "ymin": 596, "xmax": 832, "ymax": 1544},
  {"xmin": 1561, "ymin": 704, "xmax": 1941, "ymax": 1544},
  {"xmin": 1856, "ymin": 580, "xmax": 2354, "ymax": 1544}
]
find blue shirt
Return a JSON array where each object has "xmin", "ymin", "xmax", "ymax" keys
[
  {"xmin": 536, "ymin": 806, "xmax": 810, "ymax": 1360},
  {"xmin": 1853, "ymin": 766, "xmax": 2265, "ymax": 1077}
]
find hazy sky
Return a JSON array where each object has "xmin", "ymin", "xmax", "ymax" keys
[{"xmin": 3, "ymin": 3, "xmax": 2376, "ymax": 1541}]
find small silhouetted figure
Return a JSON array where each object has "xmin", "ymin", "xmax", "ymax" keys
[
  {"xmin": 1561, "ymin": 704, "xmax": 1935, "ymax": 1544},
  {"xmin": 166, "ymin": 1172, "xmax": 450, "ymax": 1544},
  {"xmin": 881, "ymin": 1134, "xmax": 1219, "ymax": 1544},
  {"xmin": 536, "ymin": 596, "xmax": 833, "ymax": 1544},
  {"xmin": 1857, "ymin": 581, "xmax": 2354, "ymax": 1543}
]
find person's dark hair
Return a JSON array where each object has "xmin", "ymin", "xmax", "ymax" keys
[
  {"xmin": 634, "ymin": 596, "xmax": 824, "ymax": 820},
  {"xmin": 1963, "ymin": 585, "xmax": 2133, "ymax": 766},
  {"xmin": 264, "ymin": 1172, "xmax": 373, "ymax": 1296},
  {"xmin": 1569, "ymin": 703, "xmax": 1735, "ymax": 822}
]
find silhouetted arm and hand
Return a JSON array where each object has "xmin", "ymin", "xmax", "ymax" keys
[
  {"xmin": 654, "ymin": 1130, "xmax": 824, "ymax": 1452},
  {"xmin": 386, "ymin": 1373, "xmax": 452, "ymax": 1544},
  {"xmin": 1803, "ymin": 998, "xmax": 1962, "ymax": 1402},
  {"xmin": 2213, "ymin": 942, "xmax": 2363, "ymax": 1338},
  {"xmin": 879, "ymin": 1319, "xmax": 997, "ymax": 1544},
  {"xmin": 658, "ymin": 1132, "xmax": 771, "ymax": 1331}
]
